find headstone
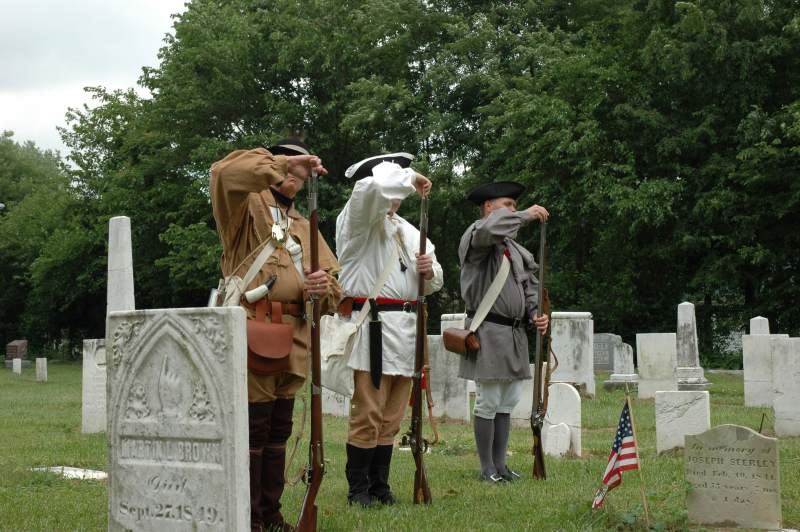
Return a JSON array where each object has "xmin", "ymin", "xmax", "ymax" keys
[
  {"xmin": 544, "ymin": 382, "xmax": 581, "ymax": 456},
  {"xmin": 593, "ymin": 333, "xmax": 620, "ymax": 372},
  {"xmin": 604, "ymin": 342, "xmax": 639, "ymax": 390},
  {"xmin": 33, "ymin": 466, "xmax": 108, "ymax": 480},
  {"xmin": 108, "ymin": 216, "xmax": 135, "ymax": 313},
  {"xmin": 36, "ymin": 358, "xmax": 47, "ymax": 382},
  {"xmin": 5, "ymin": 339, "xmax": 28, "ymax": 360},
  {"xmin": 685, "ymin": 424, "xmax": 781, "ymax": 530},
  {"xmin": 676, "ymin": 302, "xmax": 710, "ymax": 391},
  {"xmin": 636, "ymin": 333, "xmax": 678, "ymax": 399},
  {"xmin": 750, "ymin": 316, "xmax": 770, "ymax": 335},
  {"xmin": 771, "ymin": 337, "xmax": 800, "ymax": 437},
  {"xmin": 550, "ymin": 312, "xmax": 595, "ymax": 398},
  {"xmin": 542, "ymin": 422, "xmax": 571, "ymax": 457},
  {"xmin": 82, "ymin": 339, "xmax": 108, "ymax": 434},
  {"xmin": 12, "ymin": 358, "xmax": 21, "ymax": 374},
  {"xmin": 427, "ymin": 335, "xmax": 470, "ymax": 421},
  {"xmin": 106, "ymin": 307, "xmax": 249, "ymax": 532},
  {"xmin": 321, "ymin": 388, "xmax": 350, "ymax": 417},
  {"xmin": 743, "ymin": 334, "xmax": 788, "ymax": 407},
  {"xmin": 5, "ymin": 339, "xmax": 30, "ymax": 369},
  {"xmin": 655, "ymin": 391, "xmax": 710, "ymax": 454}
]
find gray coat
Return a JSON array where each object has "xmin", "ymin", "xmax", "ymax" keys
[{"xmin": 457, "ymin": 208, "xmax": 539, "ymax": 382}]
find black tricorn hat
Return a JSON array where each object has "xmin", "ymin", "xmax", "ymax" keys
[
  {"xmin": 345, "ymin": 152, "xmax": 414, "ymax": 180},
  {"xmin": 267, "ymin": 137, "xmax": 311, "ymax": 156},
  {"xmin": 466, "ymin": 181, "xmax": 526, "ymax": 204}
]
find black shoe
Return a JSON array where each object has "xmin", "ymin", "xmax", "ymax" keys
[
  {"xmin": 369, "ymin": 444, "xmax": 398, "ymax": 505},
  {"xmin": 499, "ymin": 467, "xmax": 521, "ymax": 482},
  {"xmin": 346, "ymin": 444, "xmax": 376, "ymax": 508},
  {"xmin": 479, "ymin": 472, "xmax": 506, "ymax": 483}
]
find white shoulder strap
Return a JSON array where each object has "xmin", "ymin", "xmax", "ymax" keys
[
  {"xmin": 241, "ymin": 238, "xmax": 278, "ymax": 289},
  {"xmin": 351, "ymin": 242, "xmax": 399, "ymax": 328},
  {"xmin": 469, "ymin": 254, "xmax": 511, "ymax": 332}
]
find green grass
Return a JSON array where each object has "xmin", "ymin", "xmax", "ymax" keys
[{"xmin": 1, "ymin": 364, "xmax": 797, "ymax": 531}]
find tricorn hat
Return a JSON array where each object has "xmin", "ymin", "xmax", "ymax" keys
[
  {"xmin": 466, "ymin": 181, "xmax": 525, "ymax": 205},
  {"xmin": 267, "ymin": 137, "xmax": 311, "ymax": 156},
  {"xmin": 345, "ymin": 152, "xmax": 414, "ymax": 180}
]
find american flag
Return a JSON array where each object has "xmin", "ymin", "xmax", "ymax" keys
[{"xmin": 592, "ymin": 400, "xmax": 640, "ymax": 509}]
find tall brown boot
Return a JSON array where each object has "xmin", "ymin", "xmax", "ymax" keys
[
  {"xmin": 249, "ymin": 402, "xmax": 275, "ymax": 532},
  {"xmin": 250, "ymin": 448, "xmax": 264, "ymax": 532},
  {"xmin": 262, "ymin": 398, "xmax": 294, "ymax": 532}
]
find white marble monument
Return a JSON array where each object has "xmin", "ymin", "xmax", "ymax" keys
[
  {"xmin": 636, "ymin": 333, "xmax": 678, "ymax": 399},
  {"xmin": 676, "ymin": 302, "xmax": 710, "ymax": 391},
  {"xmin": 107, "ymin": 216, "xmax": 136, "ymax": 313},
  {"xmin": 427, "ymin": 335, "xmax": 470, "ymax": 421},
  {"xmin": 685, "ymin": 425, "xmax": 781, "ymax": 529},
  {"xmin": 321, "ymin": 388, "xmax": 350, "ymax": 417},
  {"xmin": 544, "ymin": 382, "xmax": 581, "ymax": 457},
  {"xmin": 604, "ymin": 342, "xmax": 638, "ymax": 390},
  {"xmin": 655, "ymin": 391, "xmax": 710, "ymax": 453},
  {"xmin": 12, "ymin": 357, "xmax": 21, "ymax": 374},
  {"xmin": 750, "ymin": 316, "xmax": 770, "ymax": 335},
  {"xmin": 771, "ymin": 337, "xmax": 800, "ymax": 437},
  {"xmin": 106, "ymin": 307, "xmax": 249, "ymax": 532},
  {"xmin": 36, "ymin": 358, "xmax": 47, "ymax": 382},
  {"xmin": 542, "ymin": 422, "xmax": 571, "ymax": 457},
  {"xmin": 440, "ymin": 313, "xmax": 466, "ymax": 334},
  {"xmin": 550, "ymin": 312, "xmax": 595, "ymax": 398},
  {"xmin": 82, "ymin": 339, "xmax": 108, "ymax": 433},
  {"xmin": 743, "ymin": 333, "xmax": 788, "ymax": 407}
]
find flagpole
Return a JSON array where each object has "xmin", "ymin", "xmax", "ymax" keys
[{"xmin": 624, "ymin": 383, "xmax": 650, "ymax": 527}]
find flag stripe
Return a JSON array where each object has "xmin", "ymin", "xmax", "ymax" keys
[{"xmin": 591, "ymin": 401, "xmax": 640, "ymax": 509}]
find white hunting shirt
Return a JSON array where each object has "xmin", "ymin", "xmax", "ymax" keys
[{"xmin": 335, "ymin": 162, "xmax": 444, "ymax": 377}]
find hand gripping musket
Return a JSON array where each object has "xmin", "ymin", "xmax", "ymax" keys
[
  {"xmin": 531, "ymin": 221, "xmax": 555, "ymax": 480},
  {"xmin": 296, "ymin": 171, "xmax": 324, "ymax": 531},
  {"xmin": 408, "ymin": 195, "xmax": 432, "ymax": 504}
]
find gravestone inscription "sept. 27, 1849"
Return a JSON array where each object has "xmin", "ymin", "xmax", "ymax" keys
[{"xmin": 106, "ymin": 307, "xmax": 249, "ymax": 532}]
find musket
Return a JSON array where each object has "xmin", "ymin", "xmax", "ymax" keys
[
  {"xmin": 296, "ymin": 171, "xmax": 324, "ymax": 531},
  {"xmin": 409, "ymin": 195, "xmax": 432, "ymax": 504},
  {"xmin": 530, "ymin": 221, "xmax": 551, "ymax": 480}
]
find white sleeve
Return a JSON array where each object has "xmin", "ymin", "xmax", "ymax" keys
[{"xmin": 338, "ymin": 163, "xmax": 416, "ymax": 241}]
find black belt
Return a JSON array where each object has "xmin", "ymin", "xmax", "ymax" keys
[
  {"xmin": 466, "ymin": 310, "xmax": 527, "ymax": 328},
  {"xmin": 353, "ymin": 301, "xmax": 418, "ymax": 313}
]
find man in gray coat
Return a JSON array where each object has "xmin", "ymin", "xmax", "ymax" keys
[{"xmin": 458, "ymin": 181, "xmax": 549, "ymax": 482}]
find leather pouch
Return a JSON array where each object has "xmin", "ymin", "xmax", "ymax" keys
[
  {"xmin": 337, "ymin": 297, "xmax": 354, "ymax": 318},
  {"xmin": 442, "ymin": 328, "xmax": 480, "ymax": 356},
  {"xmin": 247, "ymin": 300, "xmax": 293, "ymax": 375}
]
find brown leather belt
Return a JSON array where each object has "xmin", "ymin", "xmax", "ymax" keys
[{"xmin": 261, "ymin": 300, "xmax": 304, "ymax": 319}]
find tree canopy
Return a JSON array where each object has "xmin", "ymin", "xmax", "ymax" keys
[{"xmin": 2, "ymin": 0, "xmax": 799, "ymax": 365}]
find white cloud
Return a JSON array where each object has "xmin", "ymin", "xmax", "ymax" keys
[{"xmin": 0, "ymin": 0, "xmax": 187, "ymax": 153}]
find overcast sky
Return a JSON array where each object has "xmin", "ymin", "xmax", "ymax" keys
[{"xmin": 0, "ymin": 0, "xmax": 188, "ymax": 155}]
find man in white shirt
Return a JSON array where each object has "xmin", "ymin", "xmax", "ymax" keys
[{"xmin": 336, "ymin": 153, "xmax": 443, "ymax": 507}]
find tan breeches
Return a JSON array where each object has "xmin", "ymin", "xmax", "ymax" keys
[
  {"xmin": 347, "ymin": 370, "xmax": 412, "ymax": 448},
  {"xmin": 248, "ymin": 371, "xmax": 305, "ymax": 403}
]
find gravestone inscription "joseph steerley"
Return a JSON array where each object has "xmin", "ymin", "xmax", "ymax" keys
[{"xmin": 685, "ymin": 424, "xmax": 781, "ymax": 530}]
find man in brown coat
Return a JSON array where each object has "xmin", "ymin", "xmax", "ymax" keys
[{"xmin": 211, "ymin": 138, "xmax": 341, "ymax": 532}]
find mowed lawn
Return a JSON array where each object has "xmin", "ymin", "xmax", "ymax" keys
[{"xmin": 0, "ymin": 363, "xmax": 797, "ymax": 531}]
